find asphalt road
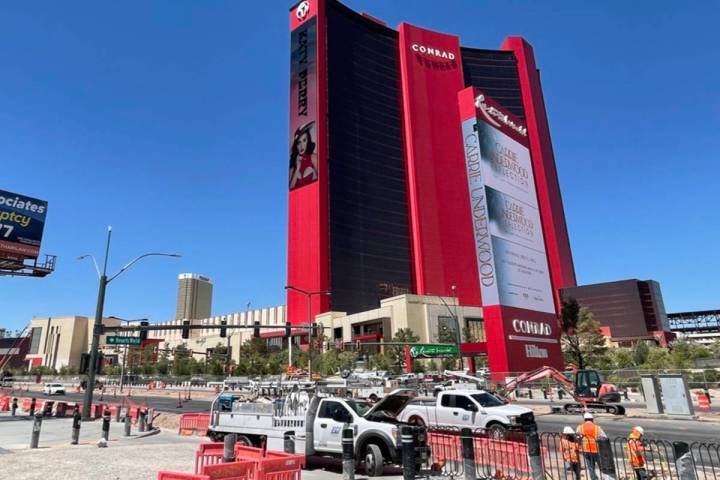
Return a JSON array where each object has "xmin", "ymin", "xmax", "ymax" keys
[
  {"xmin": 15, "ymin": 390, "xmax": 211, "ymax": 413},
  {"xmin": 537, "ymin": 413, "xmax": 720, "ymax": 443},
  {"xmin": 20, "ymin": 391, "xmax": 720, "ymax": 444}
]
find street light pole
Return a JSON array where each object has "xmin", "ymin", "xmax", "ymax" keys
[
  {"xmin": 81, "ymin": 226, "xmax": 111, "ymax": 421},
  {"xmin": 79, "ymin": 227, "xmax": 180, "ymax": 421},
  {"xmin": 284, "ymin": 286, "xmax": 330, "ymax": 381}
]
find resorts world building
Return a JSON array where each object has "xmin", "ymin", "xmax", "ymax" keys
[{"xmin": 286, "ymin": 0, "xmax": 576, "ymax": 374}]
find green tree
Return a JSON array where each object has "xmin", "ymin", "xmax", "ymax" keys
[
  {"xmin": 643, "ymin": 347, "xmax": 670, "ymax": 370},
  {"xmin": 156, "ymin": 350, "xmax": 171, "ymax": 376},
  {"xmin": 386, "ymin": 328, "xmax": 420, "ymax": 369},
  {"xmin": 561, "ymin": 305, "xmax": 607, "ymax": 369},
  {"xmin": 633, "ymin": 342, "xmax": 650, "ymax": 366},
  {"xmin": 437, "ymin": 321, "xmax": 456, "ymax": 344}
]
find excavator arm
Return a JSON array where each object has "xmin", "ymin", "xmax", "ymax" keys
[{"xmin": 500, "ymin": 366, "xmax": 576, "ymax": 397}]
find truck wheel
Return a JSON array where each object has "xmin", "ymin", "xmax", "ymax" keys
[
  {"xmin": 487, "ymin": 423, "xmax": 507, "ymax": 440},
  {"xmin": 408, "ymin": 416, "xmax": 425, "ymax": 427},
  {"xmin": 369, "ymin": 394, "xmax": 378, "ymax": 402},
  {"xmin": 236, "ymin": 435, "xmax": 253, "ymax": 447},
  {"xmin": 364, "ymin": 444, "xmax": 384, "ymax": 477}
]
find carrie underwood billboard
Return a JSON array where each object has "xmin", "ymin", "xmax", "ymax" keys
[{"xmin": 289, "ymin": 14, "xmax": 318, "ymax": 190}]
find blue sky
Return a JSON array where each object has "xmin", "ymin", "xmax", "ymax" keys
[{"xmin": 1, "ymin": 1, "xmax": 718, "ymax": 332}]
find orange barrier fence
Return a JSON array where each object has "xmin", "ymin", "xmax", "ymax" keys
[
  {"xmin": 192, "ymin": 443, "xmax": 303, "ymax": 480},
  {"xmin": 180, "ymin": 413, "xmax": 211, "ymax": 436},
  {"xmin": 0, "ymin": 396, "xmax": 10, "ymax": 411}
]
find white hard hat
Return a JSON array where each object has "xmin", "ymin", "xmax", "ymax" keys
[
  {"xmin": 633, "ymin": 426, "xmax": 644, "ymax": 435},
  {"xmin": 563, "ymin": 426, "xmax": 574, "ymax": 435},
  {"xmin": 583, "ymin": 412, "xmax": 594, "ymax": 420}
]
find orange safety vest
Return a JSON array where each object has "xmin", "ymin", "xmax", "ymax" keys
[
  {"xmin": 627, "ymin": 434, "xmax": 645, "ymax": 468},
  {"xmin": 577, "ymin": 421, "xmax": 602, "ymax": 453},
  {"xmin": 560, "ymin": 437, "xmax": 579, "ymax": 463}
]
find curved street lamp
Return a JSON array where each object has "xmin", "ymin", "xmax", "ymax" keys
[{"xmin": 78, "ymin": 226, "xmax": 180, "ymax": 420}]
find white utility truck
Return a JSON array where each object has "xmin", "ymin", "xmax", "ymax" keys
[
  {"xmin": 397, "ymin": 389, "xmax": 536, "ymax": 437},
  {"xmin": 208, "ymin": 389, "xmax": 416, "ymax": 476}
]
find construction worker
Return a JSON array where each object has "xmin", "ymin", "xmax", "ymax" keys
[
  {"xmin": 627, "ymin": 426, "xmax": 647, "ymax": 480},
  {"xmin": 576, "ymin": 412, "xmax": 607, "ymax": 480},
  {"xmin": 560, "ymin": 426, "xmax": 581, "ymax": 480}
]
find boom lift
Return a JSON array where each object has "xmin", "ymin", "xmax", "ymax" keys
[{"xmin": 501, "ymin": 366, "xmax": 625, "ymax": 415}]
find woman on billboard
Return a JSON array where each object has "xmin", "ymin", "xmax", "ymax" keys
[{"xmin": 289, "ymin": 122, "xmax": 318, "ymax": 190}]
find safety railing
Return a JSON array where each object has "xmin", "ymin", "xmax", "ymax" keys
[{"xmin": 541, "ymin": 432, "xmax": 720, "ymax": 480}]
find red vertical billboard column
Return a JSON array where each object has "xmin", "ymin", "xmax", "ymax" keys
[
  {"xmin": 458, "ymin": 87, "xmax": 563, "ymax": 375},
  {"xmin": 398, "ymin": 23, "xmax": 481, "ymax": 306},
  {"xmin": 287, "ymin": 0, "xmax": 330, "ymax": 325},
  {"xmin": 501, "ymin": 37, "xmax": 577, "ymax": 311}
]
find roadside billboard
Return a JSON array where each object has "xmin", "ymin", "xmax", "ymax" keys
[{"xmin": 0, "ymin": 189, "xmax": 48, "ymax": 261}]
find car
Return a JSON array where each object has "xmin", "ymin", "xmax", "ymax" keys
[{"xmin": 43, "ymin": 383, "xmax": 66, "ymax": 395}]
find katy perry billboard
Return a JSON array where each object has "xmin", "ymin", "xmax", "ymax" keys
[{"xmin": 288, "ymin": 5, "xmax": 318, "ymax": 190}]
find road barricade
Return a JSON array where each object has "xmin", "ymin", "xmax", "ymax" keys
[
  {"xmin": 0, "ymin": 395, "xmax": 9, "ymax": 411},
  {"xmin": 194, "ymin": 443, "xmax": 303, "ymax": 480},
  {"xmin": 698, "ymin": 393, "xmax": 711, "ymax": 412},
  {"xmin": 180, "ymin": 413, "xmax": 211, "ymax": 436},
  {"xmin": 21, "ymin": 397, "xmax": 32, "ymax": 412}
]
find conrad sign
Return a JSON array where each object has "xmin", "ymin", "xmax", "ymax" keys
[{"xmin": 512, "ymin": 319, "xmax": 552, "ymax": 337}]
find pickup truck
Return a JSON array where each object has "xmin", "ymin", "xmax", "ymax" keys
[
  {"xmin": 397, "ymin": 389, "xmax": 536, "ymax": 437},
  {"xmin": 208, "ymin": 389, "xmax": 417, "ymax": 476}
]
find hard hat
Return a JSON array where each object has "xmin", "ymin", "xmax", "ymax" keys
[
  {"xmin": 563, "ymin": 426, "xmax": 574, "ymax": 435},
  {"xmin": 633, "ymin": 426, "xmax": 644, "ymax": 435},
  {"xmin": 583, "ymin": 412, "xmax": 594, "ymax": 420}
]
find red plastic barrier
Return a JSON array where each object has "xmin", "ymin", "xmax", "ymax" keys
[
  {"xmin": 0, "ymin": 396, "xmax": 10, "ymax": 411},
  {"xmin": 180, "ymin": 413, "xmax": 211, "ymax": 436},
  {"xmin": 195, "ymin": 443, "xmax": 225, "ymax": 473},
  {"xmin": 158, "ymin": 472, "xmax": 208, "ymax": 480},
  {"xmin": 202, "ymin": 460, "xmax": 256, "ymax": 480},
  {"xmin": 21, "ymin": 398, "xmax": 31, "ymax": 412}
]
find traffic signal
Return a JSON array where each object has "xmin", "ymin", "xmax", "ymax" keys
[
  {"xmin": 311, "ymin": 323, "xmax": 318, "ymax": 338},
  {"xmin": 139, "ymin": 321, "xmax": 149, "ymax": 341},
  {"xmin": 95, "ymin": 352, "xmax": 104, "ymax": 374},
  {"xmin": 253, "ymin": 321, "xmax": 260, "ymax": 339},
  {"xmin": 182, "ymin": 320, "xmax": 190, "ymax": 339},
  {"xmin": 80, "ymin": 353, "xmax": 103, "ymax": 374},
  {"xmin": 285, "ymin": 321, "xmax": 291, "ymax": 338},
  {"xmin": 80, "ymin": 353, "xmax": 90, "ymax": 374},
  {"xmin": 220, "ymin": 320, "xmax": 227, "ymax": 338}
]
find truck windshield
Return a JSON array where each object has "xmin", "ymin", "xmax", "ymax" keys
[
  {"xmin": 346, "ymin": 400, "xmax": 372, "ymax": 416},
  {"xmin": 471, "ymin": 392, "xmax": 506, "ymax": 407}
]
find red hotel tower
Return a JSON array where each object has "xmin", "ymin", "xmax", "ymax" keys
[{"xmin": 287, "ymin": 0, "xmax": 576, "ymax": 373}]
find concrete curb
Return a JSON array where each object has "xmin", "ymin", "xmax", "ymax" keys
[{"xmin": 132, "ymin": 427, "xmax": 161, "ymax": 439}]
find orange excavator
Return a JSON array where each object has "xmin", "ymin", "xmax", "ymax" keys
[{"xmin": 500, "ymin": 365, "xmax": 625, "ymax": 415}]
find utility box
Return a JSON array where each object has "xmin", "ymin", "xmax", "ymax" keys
[
  {"xmin": 640, "ymin": 375, "xmax": 663, "ymax": 414},
  {"xmin": 658, "ymin": 374, "xmax": 694, "ymax": 416}
]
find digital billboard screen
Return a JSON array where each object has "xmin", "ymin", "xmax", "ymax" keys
[
  {"xmin": 0, "ymin": 189, "xmax": 48, "ymax": 261},
  {"xmin": 288, "ymin": 15, "xmax": 318, "ymax": 191},
  {"xmin": 461, "ymin": 92, "xmax": 555, "ymax": 314}
]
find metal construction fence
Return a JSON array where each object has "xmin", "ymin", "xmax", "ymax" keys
[{"xmin": 424, "ymin": 426, "xmax": 720, "ymax": 480}]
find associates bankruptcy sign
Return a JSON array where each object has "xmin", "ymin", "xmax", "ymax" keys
[{"xmin": 0, "ymin": 189, "xmax": 48, "ymax": 260}]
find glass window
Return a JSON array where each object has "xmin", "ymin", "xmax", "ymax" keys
[
  {"xmin": 437, "ymin": 316, "xmax": 458, "ymax": 343},
  {"xmin": 29, "ymin": 327, "xmax": 42, "ymax": 354},
  {"xmin": 464, "ymin": 318, "xmax": 486, "ymax": 343},
  {"xmin": 471, "ymin": 393, "xmax": 505, "ymax": 407},
  {"xmin": 346, "ymin": 400, "xmax": 371, "ymax": 416},
  {"xmin": 442, "ymin": 394, "xmax": 475, "ymax": 410},
  {"xmin": 318, "ymin": 401, "xmax": 351, "ymax": 420}
]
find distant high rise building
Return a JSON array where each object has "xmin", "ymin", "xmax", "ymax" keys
[{"xmin": 175, "ymin": 273, "xmax": 213, "ymax": 320}]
